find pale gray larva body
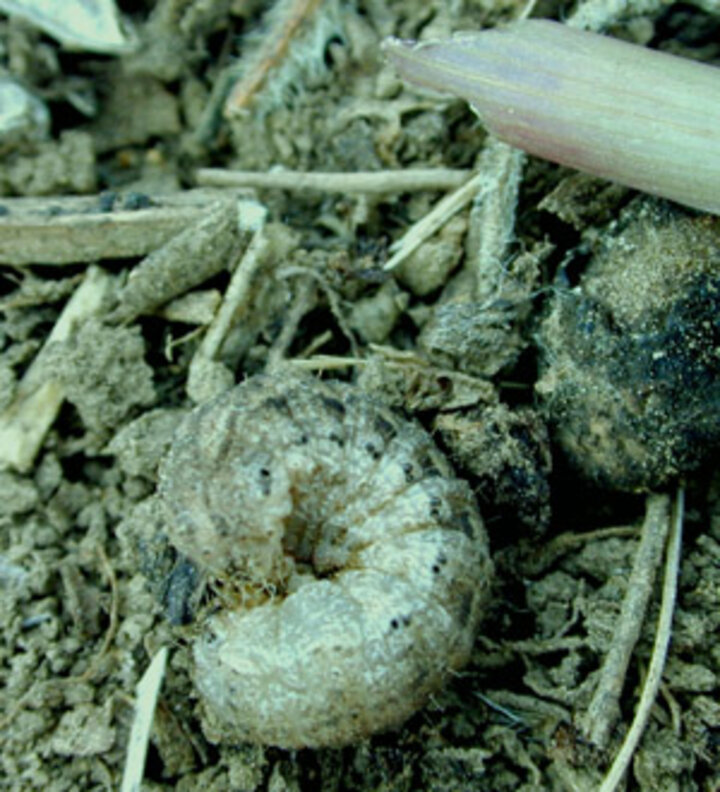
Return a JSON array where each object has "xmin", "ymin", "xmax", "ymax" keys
[{"xmin": 158, "ymin": 374, "xmax": 492, "ymax": 748}]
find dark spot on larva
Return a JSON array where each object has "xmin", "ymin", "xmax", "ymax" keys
[
  {"xmin": 402, "ymin": 462, "xmax": 416, "ymax": 483},
  {"xmin": 458, "ymin": 511, "xmax": 475, "ymax": 539},
  {"xmin": 374, "ymin": 414, "xmax": 397, "ymax": 442},
  {"xmin": 123, "ymin": 191, "xmax": 153, "ymax": 210},
  {"xmin": 299, "ymin": 434, "xmax": 309, "ymax": 445},
  {"xmin": 390, "ymin": 615, "xmax": 411, "ymax": 630},
  {"xmin": 431, "ymin": 552, "xmax": 448, "ymax": 574},
  {"xmin": 97, "ymin": 191, "xmax": 116, "ymax": 212},
  {"xmin": 429, "ymin": 496, "xmax": 442, "ymax": 519},
  {"xmin": 365, "ymin": 442, "xmax": 382, "ymax": 460},
  {"xmin": 321, "ymin": 395, "xmax": 346, "ymax": 416},
  {"xmin": 263, "ymin": 396, "xmax": 291, "ymax": 414},
  {"xmin": 259, "ymin": 467, "xmax": 272, "ymax": 496},
  {"xmin": 328, "ymin": 432, "xmax": 345, "ymax": 447}
]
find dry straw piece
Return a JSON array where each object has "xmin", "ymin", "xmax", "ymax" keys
[{"xmin": 384, "ymin": 19, "xmax": 720, "ymax": 214}]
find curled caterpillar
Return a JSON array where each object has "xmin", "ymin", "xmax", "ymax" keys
[{"xmin": 158, "ymin": 373, "xmax": 492, "ymax": 748}]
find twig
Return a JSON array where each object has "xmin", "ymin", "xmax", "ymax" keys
[
  {"xmin": 187, "ymin": 207, "xmax": 270, "ymax": 402},
  {"xmin": 296, "ymin": 329, "xmax": 333, "ymax": 359},
  {"xmin": 120, "ymin": 647, "xmax": 169, "ymax": 792},
  {"xmin": 523, "ymin": 525, "xmax": 640, "ymax": 576},
  {"xmin": 597, "ymin": 488, "xmax": 684, "ymax": 792},
  {"xmin": 107, "ymin": 198, "xmax": 246, "ymax": 324},
  {"xmin": 383, "ymin": 169, "xmax": 489, "ymax": 271},
  {"xmin": 224, "ymin": 0, "xmax": 326, "ymax": 117},
  {"xmin": 659, "ymin": 682, "xmax": 682, "ymax": 736},
  {"xmin": 0, "ymin": 266, "xmax": 113, "ymax": 472},
  {"xmin": 285, "ymin": 354, "xmax": 366, "ymax": 370},
  {"xmin": 276, "ymin": 264, "xmax": 358, "ymax": 356},
  {"xmin": 195, "ymin": 167, "xmax": 473, "ymax": 194},
  {"xmin": 80, "ymin": 545, "xmax": 119, "ymax": 682},
  {"xmin": 465, "ymin": 139, "xmax": 524, "ymax": 303},
  {"xmin": 265, "ymin": 276, "xmax": 317, "ymax": 369},
  {"xmin": 193, "ymin": 207, "xmax": 268, "ymax": 363},
  {"xmin": 476, "ymin": 689, "xmax": 570, "ymax": 727},
  {"xmin": 0, "ymin": 190, "xmax": 237, "ymax": 265},
  {"xmin": 475, "ymin": 691, "xmax": 528, "ymax": 727},
  {"xmin": 581, "ymin": 494, "xmax": 671, "ymax": 747},
  {"xmin": 382, "ymin": 137, "xmax": 524, "ymax": 274}
]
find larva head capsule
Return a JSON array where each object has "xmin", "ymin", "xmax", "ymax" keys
[{"xmin": 158, "ymin": 373, "xmax": 493, "ymax": 748}]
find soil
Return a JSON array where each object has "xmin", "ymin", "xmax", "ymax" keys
[{"xmin": 1, "ymin": 1, "xmax": 719, "ymax": 791}]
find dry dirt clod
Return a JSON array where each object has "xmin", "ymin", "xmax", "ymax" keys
[{"xmin": 537, "ymin": 201, "xmax": 720, "ymax": 491}]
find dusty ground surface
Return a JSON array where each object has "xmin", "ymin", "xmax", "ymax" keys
[{"xmin": 1, "ymin": 1, "xmax": 719, "ymax": 790}]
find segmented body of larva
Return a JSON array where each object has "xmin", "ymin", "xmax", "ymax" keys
[{"xmin": 158, "ymin": 373, "xmax": 492, "ymax": 748}]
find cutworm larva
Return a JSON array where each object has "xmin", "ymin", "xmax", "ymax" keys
[{"xmin": 158, "ymin": 373, "xmax": 492, "ymax": 748}]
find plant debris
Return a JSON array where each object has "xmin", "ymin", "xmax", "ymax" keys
[{"xmin": 1, "ymin": 1, "xmax": 719, "ymax": 790}]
